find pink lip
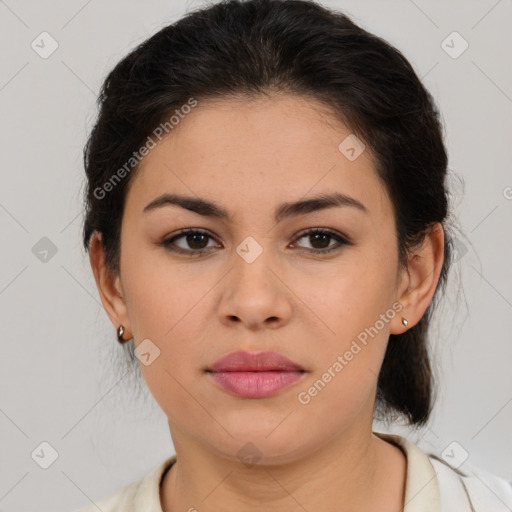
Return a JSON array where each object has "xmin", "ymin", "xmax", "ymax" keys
[
  {"xmin": 206, "ymin": 350, "xmax": 306, "ymax": 398},
  {"xmin": 208, "ymin": 350, "xmax": 304, "ymax": 372}
]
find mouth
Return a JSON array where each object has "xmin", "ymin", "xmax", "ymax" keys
[{"xmin": 205, "ymin": 350, "xmax": 307, "ymax": 398}]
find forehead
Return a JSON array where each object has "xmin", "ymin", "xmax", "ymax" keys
[{"xmin": 125, "ymin": 94, "xmax": 391, "ymax": 222}]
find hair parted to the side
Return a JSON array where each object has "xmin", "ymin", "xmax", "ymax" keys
[{"xmin": 81, "ymin": 0, "xmax": 457, "ymax": 426}]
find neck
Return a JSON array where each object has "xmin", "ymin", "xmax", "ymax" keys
[{"xmin": 160, "ymin": 425, "xmax": 406, "ymax": 512}]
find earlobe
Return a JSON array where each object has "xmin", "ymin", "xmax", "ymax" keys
[
  {"xmin": 88, "ymin": 231, "xmax": 132, "ymax": 340},
  {"xmin": 392, "ymin": 223, "xmax": 445, "ymax": 334}
]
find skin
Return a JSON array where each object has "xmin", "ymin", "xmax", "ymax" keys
[{"xmin": 89, "ymin": 93, "xmax": 445, "ymax": 512}]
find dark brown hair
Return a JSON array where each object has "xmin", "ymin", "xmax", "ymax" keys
[{"xmin": 81, "ymin": 0, "xmax": 456, "ymax": 426}]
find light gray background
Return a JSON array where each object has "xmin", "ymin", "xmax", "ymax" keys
[{"xmin": 1, "ymin": 0, "xmax": 511, "ymax": 511}]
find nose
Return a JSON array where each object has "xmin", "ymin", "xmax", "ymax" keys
[{"xmin": 217, "ymin": 243, "xmax": 293, "ymax": 331}]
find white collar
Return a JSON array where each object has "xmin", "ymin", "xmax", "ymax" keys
[{"xmin": 374, "ymin": 431, "xmax": 441, "ymax": 511}]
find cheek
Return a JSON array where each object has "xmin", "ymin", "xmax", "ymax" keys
[
  {"xmin": 301, "ymin": 260, "xmax": 397, "ymax": 408},
  {"xmin": 135, "ymin": 306, "xmax": 207, "ymax": 421},
  {"xmin": 125, "ymin": 277, "xmax": 213, "ymax": 410},
  {"xmin": 313, "ymin": 262, "xmax": 396, "ymax": 341},
  {"xmin": 121, "ymin": 237, "xmax": 201, "ymax": 340},
  {"xmin": 297, "ymin": 307, "xmax": 391, "ymax": 430}
]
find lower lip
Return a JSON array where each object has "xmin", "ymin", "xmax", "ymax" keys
[{"xmin": 208, "ymin": 371, "xmax": 305, "ymax": 398}]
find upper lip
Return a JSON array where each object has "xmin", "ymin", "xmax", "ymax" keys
[{"xmin": 207, "ymin": 350, "xmax": 305, "ymax": 372}]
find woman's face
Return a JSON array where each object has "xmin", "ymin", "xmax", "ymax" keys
[{"xmin": 104, "ymin": 94, "xmax": 413, "ymax": 463}]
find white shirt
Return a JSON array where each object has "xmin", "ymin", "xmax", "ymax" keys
[{"xmin": 74, "ymin": 431, "xmax": 512, "ymax": 511}]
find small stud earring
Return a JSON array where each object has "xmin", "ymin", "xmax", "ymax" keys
[
  {"xmin": 402, "ymin": 317, "xmax": 408, "ymax": 327},
  {"xmin": 117, "ymin": 325, "xmax": 129, "ymax": 344}
]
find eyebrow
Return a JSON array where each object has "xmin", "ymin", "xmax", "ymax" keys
[{"xmin": 143, "ymin": 192, "xmax": 368, "ymax": 222}]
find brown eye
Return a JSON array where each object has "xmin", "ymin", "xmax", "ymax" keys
[
  {"xmin": 307, "ymin": 232, "xmax": 331, "ymax": 249},
  {"xmin": 161, "ymin": 229, "xmax": 219, "ymax": 255},
  {"xmin": 182, "ymin": 233, "xmax": 209, "ymax": 250},
  {"xmin": 293, "ymin": 228, "xmax": 352, "ymax": 254}
]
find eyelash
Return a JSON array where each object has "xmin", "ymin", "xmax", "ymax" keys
[{"xmin": 160, "ymin": 227, "xmax": 352, "ymax": 256}]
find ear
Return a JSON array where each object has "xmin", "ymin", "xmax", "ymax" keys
[
  {"xmin": 391, "ymin": 222, "xmax": 445, "ymax": 334},
  {"xmin": 89, "ymin": 231, "xmax": 132, "ymax": 340}
]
